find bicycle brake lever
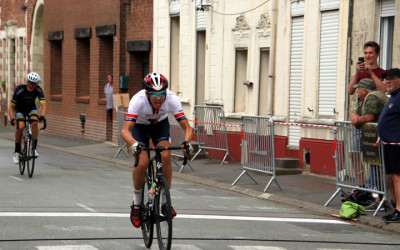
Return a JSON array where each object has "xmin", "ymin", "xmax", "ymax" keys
[
  {"xmin": 41, "ymin": 120, "xmax": 47, "ymax": 130},
  {"xmin": 134, "ymin": 147, "xmax": 141, "ymax": 167}
]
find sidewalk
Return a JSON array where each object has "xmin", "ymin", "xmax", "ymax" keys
[{"xmin": 0, "ymin": 126, "xmax": 399, "ymax": 233}]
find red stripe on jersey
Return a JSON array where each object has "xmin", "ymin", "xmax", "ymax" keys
[
  {"xmin": 174, "ymin": 112, "xmax": 185, "ymax": 119},
  {"xmin": 126, "ymin": 114, "xmax": 138, "ymax": 119}
]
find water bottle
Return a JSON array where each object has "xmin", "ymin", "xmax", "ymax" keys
[
  {"xmin": 148, "ymin": 182, "xmax": 156, "ymax": 208},
  {"xmin": 151, "ymin": 182, "xmax": 156, "ymax": 196}
]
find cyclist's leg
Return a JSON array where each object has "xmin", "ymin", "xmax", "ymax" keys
[
  {"xmin": 131, "ymin": 124, "xmax": 151, "ymax": 204},
  {"xmin": 151, "ymin": 119, "xmax": 172, "ymax": 188},
  {"xmin": 157, "ymin": 140, "xmax": 173, "ymax": 188},
  {"xmin": 28, "ymin": 110, "xmax": 39, "ymax": 142},
  {"xmin": 133, "ymin": 150, "xmax": 150, "ymax": 200},
  {"xmin": 14, "ymin": 113, "xmax": 25, "ymax": 151}
]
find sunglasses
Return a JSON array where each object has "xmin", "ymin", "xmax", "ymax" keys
[{"xmin": 148, "ymin": 91, "xmax": 166, "ymax": 98}]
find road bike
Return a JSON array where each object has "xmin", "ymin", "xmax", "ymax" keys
[
  {"xmin": 135, "ymin": 143, "xmax": 189, "ymax": 250},
  {"xmin": 17, "ymin": 117, "xmax": 46, "ymax": 178}
]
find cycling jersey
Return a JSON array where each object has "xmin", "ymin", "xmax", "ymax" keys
[
  {"xmin": 10, "ymin": 85, "xmax": 45, "ymax": 115},
  {"xmin": 126, "ymin": 89, "xmax": 186, "ymax": 125}
]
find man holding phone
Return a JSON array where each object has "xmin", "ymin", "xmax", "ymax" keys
[
  {"xmin": 348, "ymin": 41, "xmax": 387, "ymax": 95},
  {"xmin": 347, "ymin": 41, "xmax": 389, "ymax": 212}
]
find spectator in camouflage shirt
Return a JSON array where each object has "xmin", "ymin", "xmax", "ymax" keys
[
  {"xmin": 351, "ymin": 78, "xmax": 389, "ymax": 211},
  {"xmin": 351, "ymin": 78, "xmax": 388, "ymax": 127}
]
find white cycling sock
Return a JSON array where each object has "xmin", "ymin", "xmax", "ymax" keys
[{"xmin": 133, "ymin": 188, "xmax": 142, "ymax": 206}]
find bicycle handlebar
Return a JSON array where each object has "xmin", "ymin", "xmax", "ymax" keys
[
  {"xmin": 16, "ymin": 118, "xmax": 47, "ymax": 130},
  {"xmin": 134, "ymin": 144, "xmax": 190, "ymax": 167}
]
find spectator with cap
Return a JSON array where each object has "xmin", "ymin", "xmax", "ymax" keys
[
  {"xmin": 378, "ymin": 68, "xmax": 400, "ymax": 223},
  {"xmin": 350, "ymin": 78, "xmax": 388, "ymax": 208}
]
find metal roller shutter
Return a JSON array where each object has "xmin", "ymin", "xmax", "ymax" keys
[
  {"xmin": 320, "ymin": 0, "xmax": 339, "ymax": 11},
  {"xmin": 318, "ymin": 10, "xmax": 339, "ymax": 117},
  {"xmin": 196, "ymin": 0, "xmax": 206, "ymax": 31},
  {"xmin": 381, "ymin": 0, "xmax": 395, "ymax": 17},
  {"xmin": 288, "ymin": 17, "xmax": 304, "ymax": 148}
]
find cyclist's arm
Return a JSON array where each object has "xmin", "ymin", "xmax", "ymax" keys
[
  {"xmin": 40, "ymin": 101, "xmax": 47, "ymax": 117},
  {"xmin": 178, "ymin": 118, "xmax": 193, "ymax": 142},
  {"xmin": 121, "ymin": 120, "xmax": 137, "ymax": 147},
  {"xmin": 9, "ymin": 104, "xmax": 15, "ymax": 120}
]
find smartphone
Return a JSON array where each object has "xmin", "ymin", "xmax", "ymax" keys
[{"xmin": 358, "ymin": 57, "xmax": 364, "ymax": 63}]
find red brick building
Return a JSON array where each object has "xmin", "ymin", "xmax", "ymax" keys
[
  {"xmin": 0, "ymin": 0, "xmax": 43, "ymax": 128},
  {"xmin": 1, "ymin": 0, "xmax": 153, "ymax": 143}
]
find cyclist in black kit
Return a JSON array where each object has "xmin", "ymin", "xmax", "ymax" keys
[{"xmin": 9, "ymin": 72, "xmax": 46, "ymax": 164}]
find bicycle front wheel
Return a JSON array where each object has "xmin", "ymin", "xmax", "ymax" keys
[
  {"xmin": 26, "ymin": 138, "xmax": 35, "ymax": 178},
  {"xmin": 155, "ymin": 176, "xmax": 172, "ymax": 250},
  {"xmin": 141, "ymin": 169, "xmax": 154, "ymax": 248},
  {"xmin": 19, "ymin": 149, "xmax": 25, "ymax": 175}
]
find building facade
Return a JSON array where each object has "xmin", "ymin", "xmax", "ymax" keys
[
  {"xmin": 1, "ymin": 0, "xmax": 398, "ymax": 176},
  {"xmin": 153, "ymin": 0, "xmax": 398, "ymax": 176},
  {"xmin": 0, "ymin": 0, "xmax": 153, "ymax": 142}
]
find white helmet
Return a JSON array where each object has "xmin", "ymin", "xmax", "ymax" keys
[
  {"xmin": 143, "ymin": 73, "xmax": 168, "ymax": 91},
  {"xmin": 27, "ymin": 72, "xmax": 41, "ymax": 83}
]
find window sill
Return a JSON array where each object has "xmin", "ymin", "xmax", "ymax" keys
[
  {"xmin": 75, "ymin": 96, "xmax": 90, "ymax": 104},
  {"xmin": 98, "ymin": 98, "xmax": 106, "ymax": 105},
  {"xmin": 50, "ymin": 94, "xmax": 62, "ymax": 101}
]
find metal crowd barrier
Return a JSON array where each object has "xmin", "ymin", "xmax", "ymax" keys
[
  {"xmin": 114, "ymin": 106, "xmax": 129, "ymax": 158},
  {"xmin": 325, "ymin": 121, "xmax": 388, "ymax": 216},
  {"xmin": 168, "ymin": 113, "xmax": 194, "ymax": 173},
  {"xmin": 192, "ymin": 105, "xmax": 235, "ymax": 165},
  {"xmin": 232, "ymin": 116, "xmax": 282, "ymax": 192}
]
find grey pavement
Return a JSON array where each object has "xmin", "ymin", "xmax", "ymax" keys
[{"xmin": 0, "ymin": 126, "xmax": 399, "ymax": 234}]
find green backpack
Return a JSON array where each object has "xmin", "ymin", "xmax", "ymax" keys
[{"xmin": 340, "ymin": 201, "xmax": 366, "ymax": 220}]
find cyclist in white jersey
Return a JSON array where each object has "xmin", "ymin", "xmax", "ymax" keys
[{"xmin": 121, "ymin": 72, "xmax": 193, "ymax": 228}]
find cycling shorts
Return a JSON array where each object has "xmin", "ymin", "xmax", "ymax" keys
[
  {"xmin": 131, "ymin": 118, "xmax": 170, "ymax": 147},
  {"xmin": 15, "ymin": 110, "xmax": 39, "ymax": 120}
]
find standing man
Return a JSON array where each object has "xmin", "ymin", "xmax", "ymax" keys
[
  {"xmin": 104, "ymin": 74, "xmax": 114, "ymax": 140},
  {"xmin": 378, "ymin": 68, "xmax": 400, "ymax": 223},
  {"xmin": 348, "ymin": 41, "xmax": 387, "ymax": 95},
  {"xmin": 347, "ymin": 41, "xmax": 387, "ymax": 190},
  {"xmin": 9, "ymin": 72, "xmax": 46, "ymax": 164}
]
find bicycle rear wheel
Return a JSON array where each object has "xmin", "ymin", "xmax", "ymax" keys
[
  {"xmin": 155, "ymin": 176, "xmax": 172, "ymax": 250},
  {"xmin": 141, "ymin": 166, "xmax": 154, "ymax": 248},
  {"xmin": 19, "ymin": 149, "xmax": 25, "ymax": 175},
  {"xmin": 26, "ymin": 137, "xmax": 35, "ymax": 178}
]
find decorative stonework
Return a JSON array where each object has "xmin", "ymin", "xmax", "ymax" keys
[
  {"xmin": 257, "ymin": 12, "xmax": 270, "ymax": 28},
  {"xmin": 232, "ymin": 14, "xmax": 250, "ymax": 46},
  {"xmin": 232, "ymin": 14, "xmax": 250, "ymax": 31},
  {"xmin": 256, "ymin": 12, "xmax": 271, "ymax": 40}
]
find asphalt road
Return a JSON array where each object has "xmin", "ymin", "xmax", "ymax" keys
[{"xmin": 1, "ymin": 138, "xmax": 400, "ymax": 250}]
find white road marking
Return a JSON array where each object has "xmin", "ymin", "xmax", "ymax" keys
[
  {"xmin": 140, "ymin": 244, "xmax": 202, "ymax": 249},
  {"xmin": 177, "ymin": 214, "xmax": 349, "ymax": 224},
  {"xmin": 9, "ymin": 176, "xmax": 23, "ymax": 181},
  {"xmin": 230, "ymin": 247, "xmax": 286, "ymax": 250},
  {"xmin": 0, "ymin": 212, "xmax": 349, "ymax": 224},
  {"xmin": 76, "ymin": 203, "xmax": 97, "ymax": 212},
  {"xmin": 37, "ymin": 245, "xmax": 98, "ymax": 250}
]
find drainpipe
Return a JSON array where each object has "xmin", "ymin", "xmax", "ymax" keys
[
  {"xmin": 267, "ymin": 0, "xmax": 276, "ymax": 115},
  {"xmin": 344, "ymin": 0, "xmax": 354, "ymax": 120}
]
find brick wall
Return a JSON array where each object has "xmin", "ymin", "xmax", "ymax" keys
[{"xmin": 43, "ymin": 0, "xmax": 153, "ymax": 142}]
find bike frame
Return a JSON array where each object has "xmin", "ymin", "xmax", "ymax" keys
[
  {"xmin": 135, "ymin": 144, "xmax": 189, "ymax": 250},
  {"xmin": 16, "ymin": 117, "xmax": 46, "ymax": 177}
]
